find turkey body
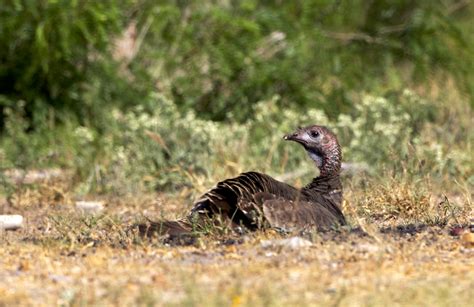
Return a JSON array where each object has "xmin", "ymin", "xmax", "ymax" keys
[
  {"xmin": 138, "ymin": 125, "xmax": 346, "ymax": 237},
  {"xmin": 190, "ymin": 171, "xmax": 345, "ymax": 232}
]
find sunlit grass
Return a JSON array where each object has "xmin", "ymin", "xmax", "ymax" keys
[{"xmin": 1, "ymin": 173, "xmax": 472, "ymax": 306}]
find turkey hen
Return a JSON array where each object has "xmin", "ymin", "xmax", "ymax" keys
[{"xmin": 138, "ymin": 125, "xmax": 346, "ymax": 237}]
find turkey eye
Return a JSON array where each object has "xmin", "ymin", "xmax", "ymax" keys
[{"xmin": 310, "ymin": 131, "xmax": 319, "ymax": 138}]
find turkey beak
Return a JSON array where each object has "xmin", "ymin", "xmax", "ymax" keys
[
  {"xmin": 283, "ymin": 133, "xmax": 295, "ymax": 141},
  {"xmin": 283, "ymin": 131, "xmax": 304, "ymax": 143}
]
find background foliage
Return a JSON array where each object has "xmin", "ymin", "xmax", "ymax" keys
[{"xmin": 1, "ymin": 0, "xmax": 473, "ymax": 194}]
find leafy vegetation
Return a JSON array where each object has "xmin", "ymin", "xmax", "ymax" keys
[{"xmin": 1, "ymin": 1, "xmax": 472, "ymax": 193}]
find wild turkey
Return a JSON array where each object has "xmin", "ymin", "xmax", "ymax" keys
[{"xmin": 138, "ymin": 125, "xmax": 346, "ymax": 237}]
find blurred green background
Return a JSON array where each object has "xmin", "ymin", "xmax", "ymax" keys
[{"xmin": 1, "ymin": 0, "xmax": 473, "ymax": 195}]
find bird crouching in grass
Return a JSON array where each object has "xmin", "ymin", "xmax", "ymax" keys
[{"xmin": 136, "ymin": 125, "xmax": 346, "ymax": 238}]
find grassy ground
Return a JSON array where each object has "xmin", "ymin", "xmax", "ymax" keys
[{"xmin": 1, "ymin": 174, "xmax": 472, "ymax": 306}]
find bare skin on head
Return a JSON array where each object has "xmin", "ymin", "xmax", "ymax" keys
[
  {"xmin": 283, "ymin": 125, "xmax": 342, "ymax": 177},
  {"xmin": 138, "ymin": 125, "xmax": 346, "ymax": 237}
]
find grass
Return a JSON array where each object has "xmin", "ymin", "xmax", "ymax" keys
[{"xmin": 1, "ymin": 173, "xmax": 472, "ymax": 306}]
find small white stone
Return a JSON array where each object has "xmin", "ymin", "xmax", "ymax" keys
[
  {"xmin": 76, "ymin": 201, "xmax": 104, "ymax": 214},
  {"xmin": 0, "ymin": 215, "xmax": 23, "ymax": 230},
  {"xmin": 260, "ymin": 240, "xmax": 274, "ymax": 248},
  {"xmin": 281, "ymin": 237, "xmax": 313, "ymax": 249},
  {"xmin": 261, "ymin": 236, "xmax": 313, "ymax": 249},
  {"xmin": 354, "ymin": 243, "xmax": 380, "ymax": 253}
]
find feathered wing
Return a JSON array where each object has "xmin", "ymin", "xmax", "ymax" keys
[
  {"xmin": 188, "ymin": 173, "xmax": 346, "ymax": 233},
  {"xmin": 261, "ymin": 191, "xmax": 345, "ymax": 232},
  {"xmin": 262, "ymin": 199, "xmax": 340, "ymax": 231},
  {"xmin": 136, "ymin": 172, "xmax": 346, "ymax": 237},
  {"xmin": 136, "ymin": 172, "xmax": 299, "ymax": 237},
  {"xmin": 190, "ymin": 171, "xmax": 300, "ymax": 229}
]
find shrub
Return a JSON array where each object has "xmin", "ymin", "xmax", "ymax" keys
[
  {"xmin": 63, "ymin": 89, "xmax": 469, "ymax": 194},
  {"xmin": 0, "ymin": 0, "xmax": 148, "ymax": 129},
  {"xmin": 136, "ymin": 1, "xmax": 473, "ymax": 120}
]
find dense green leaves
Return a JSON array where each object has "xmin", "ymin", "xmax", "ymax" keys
[
  {"xmin": 134, "ymin": 0, "xmax": 473, "ymax": 119},
  {"xmin": 1, "ymin": 0, "xmax": 472, "ymax": 129},
  {"xmin": 0, "ymin": 0, "xmax": 133, "ymax": 127}
]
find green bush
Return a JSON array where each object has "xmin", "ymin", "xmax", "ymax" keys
[
  {"xmin": 136, "ymin": 1, "xmax": 473, "ymax": 120},
  {"xmin": 0, "ymin": 0, "xmax": 148, "ymax": 129},
  {"xmin": 2, "ymin": 1, "xmax": 472, "ymax": 130},
  {"xmin": 63, "ymin": 90, "xmax": 470, "ymax": 194}
]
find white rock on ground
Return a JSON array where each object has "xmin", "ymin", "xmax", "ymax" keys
[
  {"xmin": 0, "ymin": 215, "xmax": 24, "ymax": 230},
  {"xmin": 260, "ymin": 236, "xmax": 313, "ymax": 249},
  {"xmin": 353, "ymin": 243, "xmax": 380, "ymax": 253},
  {"xmin": 76, "ymin": 201, "xmax": 104, "ymax": 214}
]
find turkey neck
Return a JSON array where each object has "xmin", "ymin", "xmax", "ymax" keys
[
  {"xmin": 304, "ymin": 139, "xmax": 342, "ymax": 194},
  {"xmin": 317, "ymin": 140, "xmax": 341, "ymax": 177},
  {"xmin": 303, "ymin": 174, "xmax": 341, "ymax": 194}
]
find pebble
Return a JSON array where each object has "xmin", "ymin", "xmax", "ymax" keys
[
  {"xmin": 260, "ymin": 236, "xmax": 313, "ymax": 249},
  {"xmin": 0, "ymin": 215, "xmax": 24, "ymax": 230},
  {"xmin": 354, "ymin": 243, "xmax": 380, "ymax": 253},
  {"xmin": 76, "ymin": 201, "xmax": 104, "ymax": 214},
  {"xmin": 460, "ymin": 232, "xmax": 474, "ymax": 248}
]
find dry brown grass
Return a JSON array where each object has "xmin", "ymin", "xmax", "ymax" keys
[{"xmin": 0, "ymin": 176, "xmax": 473, "ymax": 306}]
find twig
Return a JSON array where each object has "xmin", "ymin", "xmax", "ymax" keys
[
  {"xmin": 447, "ymin": 0, "xmax": 471, "ymax": 14},
  {"xmin": 132, "ymin": 15, "xmax": 154, "ymax": 63},
  {"xmin": 322, "ymin": 31, "xmax": 381, "ymax": 44},
  {"xmin": 322, "ymin": 30, "xmax": 407, "ymax": 53}
]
